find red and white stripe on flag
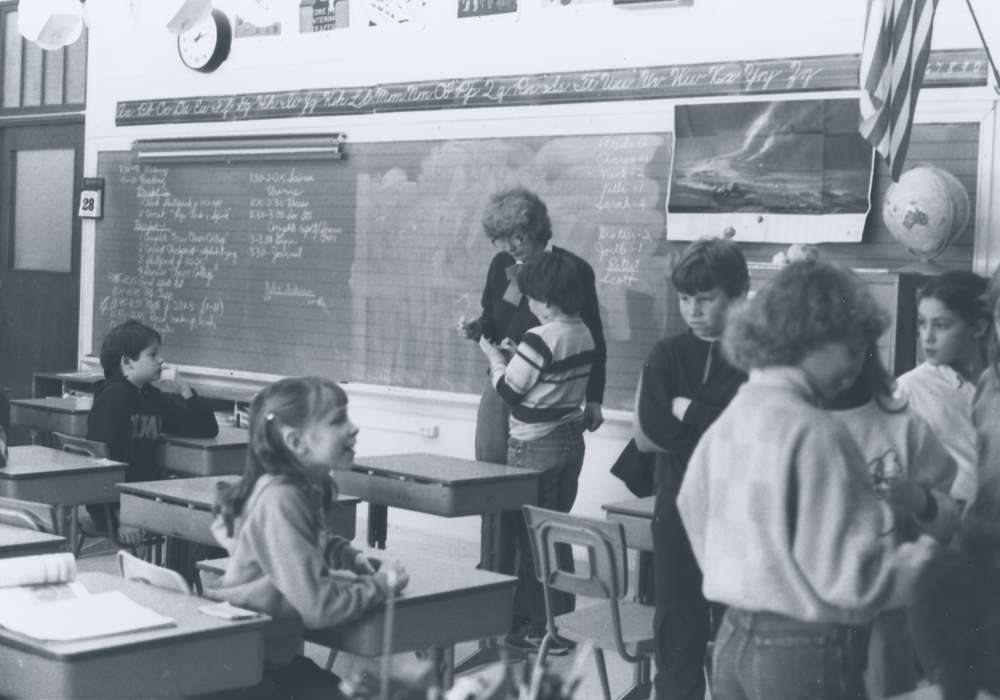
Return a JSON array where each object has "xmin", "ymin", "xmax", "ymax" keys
[{"xmin": 859, "ymin": 0, "xmax": 939, "ymax": 181}]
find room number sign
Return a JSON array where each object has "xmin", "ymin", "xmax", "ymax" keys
[{"xmin": 78, "ymin": 177, "xmax": 105, "ymax": 219}]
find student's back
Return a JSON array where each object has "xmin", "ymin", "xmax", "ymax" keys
[{"xmin": 679, "ymin": 261, "xmax": 938, "ymax": 700}]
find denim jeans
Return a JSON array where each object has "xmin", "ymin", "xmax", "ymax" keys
[
  {"xmin": 711, "ymin": 609, "xmax": 868, "ymax": 700},
  {"xmin": 508, "ymin": 421, "xmax": 585, "ymax": 628}
]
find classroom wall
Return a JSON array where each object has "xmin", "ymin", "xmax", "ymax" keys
[{"xmin": 81, "ymin": 0, "xmax": 1000, "ymax": 544}]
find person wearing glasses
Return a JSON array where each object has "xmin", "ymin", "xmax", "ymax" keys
[{"xmin": 458, "ymin": 186, "xmax": 607, "ymax": 642}]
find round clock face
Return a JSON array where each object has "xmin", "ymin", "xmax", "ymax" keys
[{"xmin": 177, "ymin": 9, "xmax": 232, "ymax": 73}]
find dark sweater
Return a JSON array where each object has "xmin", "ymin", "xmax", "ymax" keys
[
  {"xmin": 478, "ymin": 245, "xmax": 607, "ymax": 404},
  {"xmin": 634, "ymin": 332, "xmax": 746, "ymax": 495},
  {"xmin": 87, "ymin": 375, "xmax": 219, "ymax": 481}
]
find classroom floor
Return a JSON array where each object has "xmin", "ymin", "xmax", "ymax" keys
[{"xmin": 75, "ymin": 514, "xmax": 649, "ymax": 700}]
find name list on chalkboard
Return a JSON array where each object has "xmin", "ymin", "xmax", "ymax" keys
[{"xmin": 116, "ymin": 48, "xmax": 987, "ymax": 126}]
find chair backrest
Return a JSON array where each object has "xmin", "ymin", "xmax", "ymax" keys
[
  {"xmin": 522, "ymin": 505, "xmax": 628, "ymax": 601},
  {"xmin": 117, "ymin": 550, "xmax": 192, "ymax": 595},
  {"xmin": 51, "ymin": 432, "xmax": 110, "ymax": 459},
  {"xmin": 0, "ymin": 496, "xmax": 58, "ymax": 532}
]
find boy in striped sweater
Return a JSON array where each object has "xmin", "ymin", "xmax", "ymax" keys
[{"xmin": 479, "ymin": 250, "xmax": 597, "ymax": 652}]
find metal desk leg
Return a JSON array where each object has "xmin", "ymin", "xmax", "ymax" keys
[
  {"xmin": 621, "ymin": 550, "xmax": 654, "ymax": 700},
  {"xmin": 66, "ymin": 506, "xmax": 80, "ymax": 557},
  {"xmin": 367, "ymin": 503, "xmax": 387, "ymax": 549},
  {"xmin": 429, "ymin": 645, "xmax": 456, "ymax": 691}
]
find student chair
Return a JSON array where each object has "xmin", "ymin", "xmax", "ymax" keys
[
  {"xmin": 50, "ymin": 431, "xmax": 163, "ymax": 562},
  {"xmin": 0, "ymin": 496, "xmax": 59, "ymax": 532},
  {"xmin": 117, "ymin": 549, "xmax": 192, "ymax": 595},
  {"xmin": 522, "ymin": 505, "xmax": 655, "ymax": 700}
]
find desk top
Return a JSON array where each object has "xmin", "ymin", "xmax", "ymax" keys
[
  {"xmin": 0, "ymin": 571, "xmax": 269, "ymax": 660},
  {"xmin": 118, "ymin": 476, "xmax": 361, "ymax": 511},
  {"xmin": 0, "ymin": 524, "xmax": 67, "ymax": 556},
  {"xmin": 160, "ymin": 425, "xmax": 249, "ymax": 450},
  {"xmin": 9, "ymin": 397, "xmax": 93, "ymax": 414},
  {"xmin": 34, "ymin": 370, "xmax": 104, "ymax": 386},
  {"xmin": 200, "ymin": 547, "xmax": 514, "ymax": 609},
  {"xmin": 0, "ymin": 447, "xmax": 127, "ymax": 479},
  {"xmin": 352, "ymin": 453, "xmax": 538, "ymax": 485},
  {"xmin": 602, "ymin": 496, "xmax": 654, "ymax": 518}
]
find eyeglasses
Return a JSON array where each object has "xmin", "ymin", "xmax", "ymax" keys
[{"xmin": 491, "ymin": 234, "xmax": 525, "ymax": 250}]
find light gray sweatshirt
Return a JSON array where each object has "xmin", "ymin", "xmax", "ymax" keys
[{"xmin": 206, "ymin": 474, "xmax": 383, "ymax": 665}]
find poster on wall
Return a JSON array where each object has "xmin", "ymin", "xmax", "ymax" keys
[
  {"xmin": 299, "ymin": 0, "xmax": 348, "ymax": 32},
  {"xmin": 458, "ymin": 0, "xmax": 518, "ymax": 18},
  {"xmin": 367, "ymin": 0, "xmax": 428, "ymax": 25},
  {"xmin": 667, "ymin": 99, "xmax": 874, "ymax": 244}
]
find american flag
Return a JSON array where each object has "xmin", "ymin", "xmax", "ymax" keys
[{"xmin": 859, "ymin": 0, "xmax": 940, "ymax": 181}]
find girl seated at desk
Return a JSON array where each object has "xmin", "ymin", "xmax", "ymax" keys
[{"xmin": 208, "ymin": 376, "xmax": 408, "ymax": 700}]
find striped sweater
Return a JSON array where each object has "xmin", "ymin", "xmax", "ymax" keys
[{"xmin": 490, "ymin": 316, "xmax": 595, "ymax": 441}]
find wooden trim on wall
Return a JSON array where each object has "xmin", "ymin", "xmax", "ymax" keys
[{"xmin": 973, "ymin": 104, "xmax": 999, "ymax": 274}]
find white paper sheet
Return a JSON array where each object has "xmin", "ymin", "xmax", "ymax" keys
[{"xmin": 0, "ymin": 590, "xmax": 175, "ymax": 641}]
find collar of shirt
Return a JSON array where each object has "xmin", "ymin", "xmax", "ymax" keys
[
  {"xmin": 748, "ymin": 366, "xmax": 819, "ymax": 405},
  {"xmin": 922, "ymin": 361, "xmax": 968, "ymax": 389}
]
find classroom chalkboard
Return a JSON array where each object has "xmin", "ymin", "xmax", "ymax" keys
[{"xmin": 94, "ymin": 134, "xmax": 673, "ymax": 410}]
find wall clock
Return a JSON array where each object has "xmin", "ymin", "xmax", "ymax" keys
[{"xmin": 177, "ymin": 9, "xmax": 232, "ymax": 73}]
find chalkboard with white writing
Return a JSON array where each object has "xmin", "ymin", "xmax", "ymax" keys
[{"xmin": 94, "ymin": 134, "xmax": 672, "ymax": 409}]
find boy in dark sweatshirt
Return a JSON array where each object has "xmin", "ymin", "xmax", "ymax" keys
[
  {"xmin": 87, "ymin": 319, "xmax": 218, "ymax": 544},
  {"xmin": 633, "ymin": 238, "xmax": 748, "ymax": 700}
]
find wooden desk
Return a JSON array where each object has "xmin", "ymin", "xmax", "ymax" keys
[
  {"xmin": 199, "ymin": 548, "xmax": 516, "ymax": 688},
  {"xmin": 8, "ymin": 397, "xmax": 93, "ymax": 438},
  {"xmin": 0, "ymin": 524, "xmax": 68, "ymax": 559},
  {"xmin": 32, "ymin": 370, "xmax": 104, "ymax": 399},
  {"xmin": 155, "ymin": 426, "xmax": 250, "ymax": 476},
  {"xmin": 0, "ymin": 447, "xmax": 128, "ymax": 546},
  {"xmin": 119, "ymin": 476, "xmax": 360, "ymax": 546},
  {"xmin": 0, "ymin": 571, "xmax": 268, "ymax": 699},
  {"xmin": 343, "ymin": 453, "xmax": 539, "ymax": 517},
  {"xmin": 603, "ymin": 496, "xmax": 654, "ymax": 552}
]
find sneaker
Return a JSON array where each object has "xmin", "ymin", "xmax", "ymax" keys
[{"xmin": 504, "ymin": 629, "xmax": 574, "ymax": 656}]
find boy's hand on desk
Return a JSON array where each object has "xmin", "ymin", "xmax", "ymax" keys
[{"xmin": 374, "ymin": 561, "xmax": 409, "ymax": 595}]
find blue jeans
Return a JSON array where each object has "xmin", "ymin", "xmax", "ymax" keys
[
  {"xmin": 712, "ymin": 609, "xmax": 868, "ymax": 700},
  {"xmin": 508, "ymin": 421, "xmax": 586, "ymax": 628}
]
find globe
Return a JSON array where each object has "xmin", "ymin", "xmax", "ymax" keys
[{"xmin": 882, "ymin": 165, "xmax": 970, "ymax": 263}]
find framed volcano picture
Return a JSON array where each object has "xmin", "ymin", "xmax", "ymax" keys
[{"xmin": 667, "ymin": 99, "xmax": 874, "ymax": 243}]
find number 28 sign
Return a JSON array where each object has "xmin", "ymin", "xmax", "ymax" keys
[{"xmin": 78, "ymin": 177, "xmax": 104, "ymax": 219}]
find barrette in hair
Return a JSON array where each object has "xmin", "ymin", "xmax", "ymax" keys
[{"xmin": 266, "ymin": 412, "xmax": 275, "ymax": 422}]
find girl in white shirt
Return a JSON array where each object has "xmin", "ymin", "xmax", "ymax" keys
[{"xmin": 896, "ymin": 271, "xmax": 990, "ymax": 507}]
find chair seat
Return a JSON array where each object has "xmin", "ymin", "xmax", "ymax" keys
[{"xmin": 555, "ymin": 601, "xmax": 655, "ymax": 654}]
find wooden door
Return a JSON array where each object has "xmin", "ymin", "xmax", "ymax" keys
[{"xmin": 0, "ymin": 123, "xmax": 83, "ymax": 441}]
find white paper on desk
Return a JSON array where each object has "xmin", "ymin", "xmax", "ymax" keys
[
  {"xmin": 0, "ymin": 553, "xmax": 76, "ymax": 588},
  {"xmin": 0, "ymin": 590, "xmax": 175, "ymax": 641}
]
